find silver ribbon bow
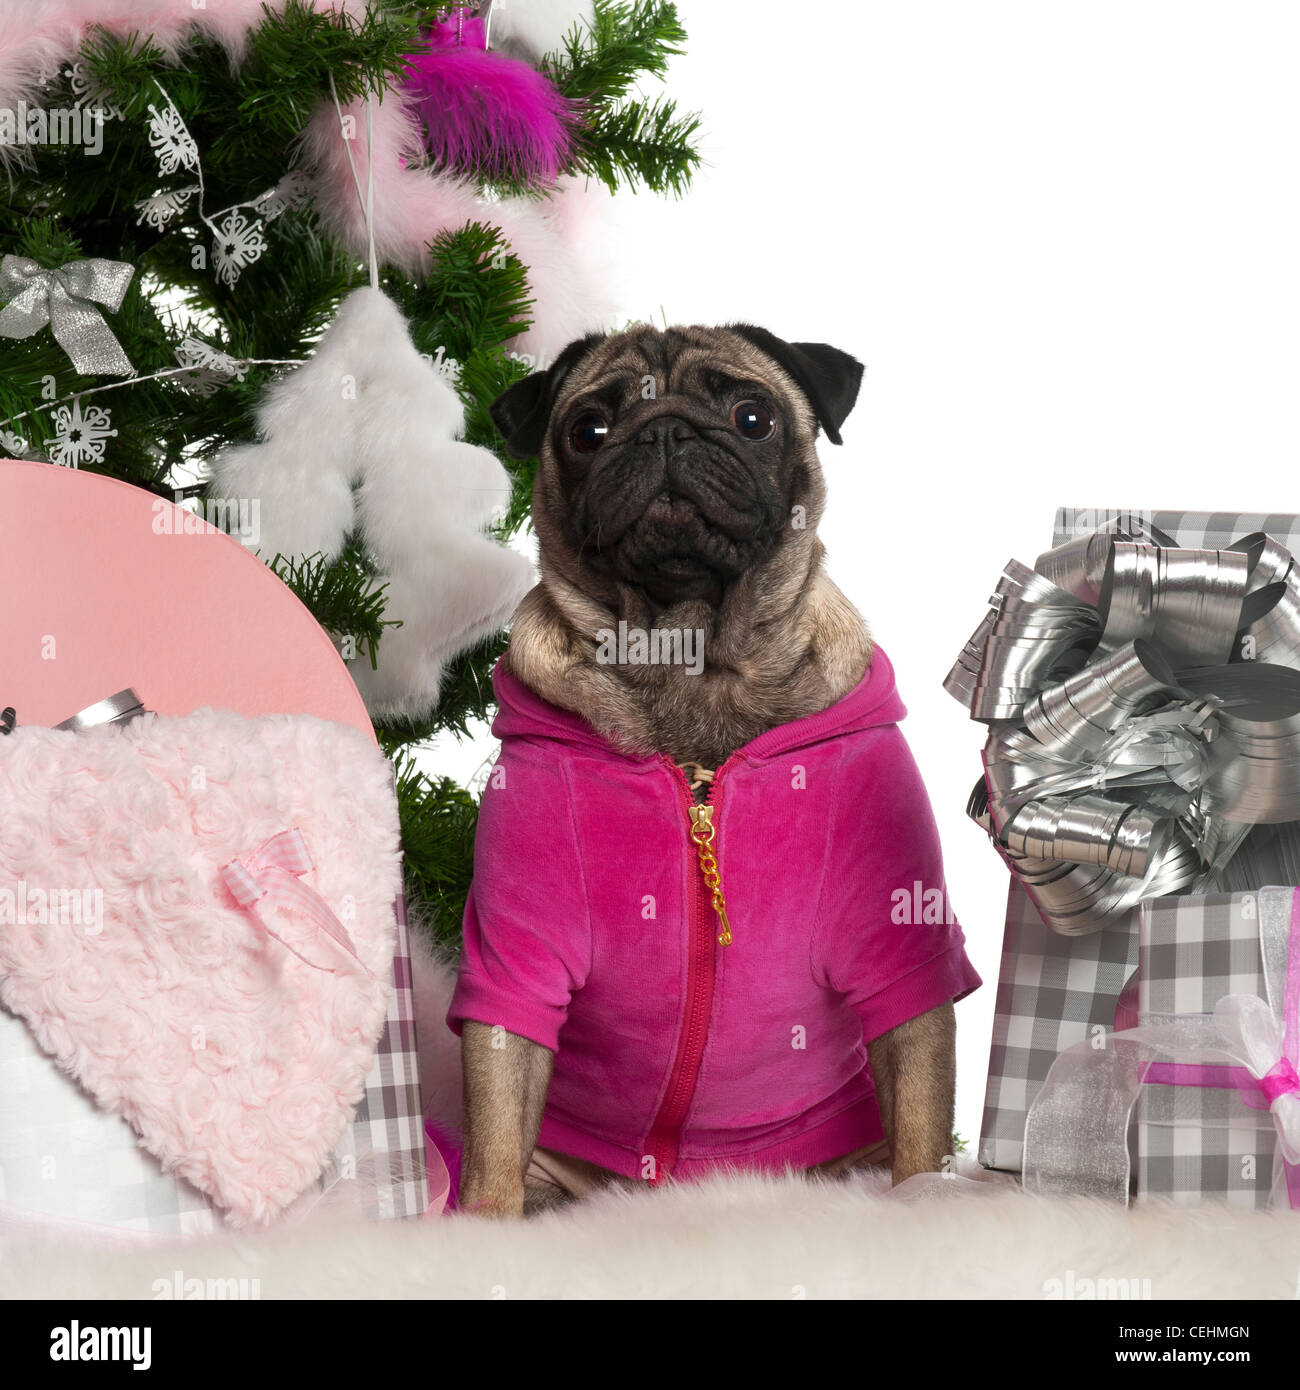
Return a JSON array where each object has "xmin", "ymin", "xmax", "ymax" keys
[
  {"xmin": 0, "ymin": 254, "xmax": 135, "ymax": 377},
  {"xmin": 948, "ymin": 518, "xmax": 1300, "ymax": 935}
]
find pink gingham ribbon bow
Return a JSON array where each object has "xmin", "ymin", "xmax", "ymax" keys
[{"xmin": 220, "ymin": 829, "xmax": 369, "ymax": 975}]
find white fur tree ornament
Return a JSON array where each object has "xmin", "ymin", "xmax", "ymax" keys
[{"xmin": 210, "ymin": 286, "xmax": 534, "ymax": 720}]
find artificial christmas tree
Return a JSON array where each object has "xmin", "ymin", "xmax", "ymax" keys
[{"xmin": 0, "ymin": 0, "xmax": 701, "ymax": 941}]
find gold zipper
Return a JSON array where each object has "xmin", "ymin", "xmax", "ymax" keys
[{"xmin": 687, "ymin": 804, "xmax": 733, "ymax": 947}]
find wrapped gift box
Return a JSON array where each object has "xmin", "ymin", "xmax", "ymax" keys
[
  {"xmin": 1021, "ymin": 883, "xmax": 1300, "ymax": 1207},
  {"xmin": 1135, "ymin": 889, "xmax": 1281, "ymax": 1208},
  {"xmin": 0, "ymin": 461, "xmax": 428, "ymax": 1236},
  {"xmin": 979, "ymin": 884, "xmax": 1139, "ymax": 1173},
  {"xmin": 974, "ymin": 506, "xmax": 1300, "ymax": 1174}
]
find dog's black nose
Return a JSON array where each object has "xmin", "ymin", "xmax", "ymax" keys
[{"xmin": 636, "ymin": 416, "xmax": 696, "ymax": 447}]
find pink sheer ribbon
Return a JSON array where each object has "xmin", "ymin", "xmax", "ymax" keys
[
  {"xmin": 220, "ymin": 829, "xmax": 371, "ymax": 976},
  {"xmin": 1260, "ymin": 1056, "xmax": 1300, "ymax": 1108}
]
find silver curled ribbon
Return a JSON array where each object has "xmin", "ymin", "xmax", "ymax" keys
[
  {"xmin": 0, "ymin": 254, "xmax": 135, "ymax": 377},
  {"xmin": 948, "ymin": 517, "xmax": 1300, "ymax": 935},
  {"xmin": 54, "ymin": 689, "xmax": 148, "ymax": 732}
]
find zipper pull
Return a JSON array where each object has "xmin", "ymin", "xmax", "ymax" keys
[{"xmin": 688, "ymin": 804, "xmax": 733, "ymax": 947}]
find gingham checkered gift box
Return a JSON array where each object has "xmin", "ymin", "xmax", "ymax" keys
[
  {"xmin": 1021, "ymin": 883, "xmax": 1300, "ymax": 1205},
  {"xmin": 979, "ymin": 883, "xmax": 1140, "ymax": 1172},
  {"xmin": 974, "ymin": 507, "xmax": 1300, "ymax": 1174},
  {"xmin": 1136, "ymin": 889, "xmax": 1283, "ymax": 1208}
]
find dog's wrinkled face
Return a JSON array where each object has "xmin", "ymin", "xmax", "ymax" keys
[{"xmin": 492, "ymin": 325, "xmax": 863, "ymax": 608}]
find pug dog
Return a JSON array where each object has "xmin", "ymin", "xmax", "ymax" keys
[{"xmin": 455, "ymin": 324, "xmax": 966, "ymax": 1217}]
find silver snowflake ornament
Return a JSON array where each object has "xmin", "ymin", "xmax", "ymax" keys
[
  {"xmin": 64, "ymin": 63, "xmax": 90, "ymax": 101},
  {"xmin": 49, "ymin": 398, "xmax": 117, "ymax": 468},
  {"xmin": 251, "ymin": 170, "xmax": 312, "ymax": 222},
  {"xmin": 211, "ymin": 209, "xmax": 267, "ymax": 288},
  {"xmin": 0, "ymin": 429, "xmax": 30, "ymax": 458},
  {"xmin": 430, "ymin": 344, "xmax": 462, "ymax": 381},
  {"xmin": 61, "ymin": 62, "xmax": 122, "ymax": 120},
  {"xmin": 135, "ymin": 186, "xmax": 198, "ymax": 231},
  {"xmin": 174, "ymin": 337, "xmax": 249, "ymax": 397},
  {"xmin": 146, "ymin": 101, "xmax": 199, "ymax": 176}
]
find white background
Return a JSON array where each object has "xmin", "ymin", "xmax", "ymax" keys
[{"xmin": 439, "ymin": 1, "xmax": 1300, "ymax": 1142}]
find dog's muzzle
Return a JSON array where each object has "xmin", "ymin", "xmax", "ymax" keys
[{"xmin": 572, "ymin": 413, "xmax": 783, "ymax": 602}]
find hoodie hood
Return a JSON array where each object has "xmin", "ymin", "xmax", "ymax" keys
[{"xmin": 490, "ymin": 645, "xmax": 908, "ymax": 761}]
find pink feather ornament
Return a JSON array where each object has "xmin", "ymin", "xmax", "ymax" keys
[
  {"xmin": 402, "ymin": 8, "xmax": 582, "ymax": 187},
  {"xmin": 297, "ymin": 91, "xmax": 620, "ymax": 360}
]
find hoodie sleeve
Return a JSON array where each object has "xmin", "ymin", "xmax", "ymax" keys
[
  {"xmin": 446, "ymin": 743, "xmax": 590, "ymax": 1052},
  {"xmin": 815, "ymin": 725, "xmax": 981, "ymax": 1045}
]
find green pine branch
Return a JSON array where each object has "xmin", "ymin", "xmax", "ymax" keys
[
  {"xmin": 546, "ymin": 0, "xmax": 701, "ymax": 197},
  {"xmin": 572, "ymin": 93, "xmax": 701, "ymax": 196},
  {"xmin": 455, "ymin": 347, "xmax": 536, "ymax": 535},
  {"xmin": 388, "ymin": 221, "xmax": 534, "ymax": 362},
  {"xmin": 81, "ymin": 1, "xmax": 424, "ymax": 144},
  {"xmin": 548, "ymin": 0, "xmax": 689, "ymax": 103},
  {"xmin": 270, "ymin": 544, "xmax": 398, "ymax": 669},
  {"xmin": 392, "ymin": 752, "xmax": 483, "ymax": 945},
  {"xmin": 376, "ymin": 630, "xmax": 510, "ymax": 750}
]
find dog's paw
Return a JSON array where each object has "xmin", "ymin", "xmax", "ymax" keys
[{"xmin": 459, "ymin": 1182, "xmax": 525, "ymax": 1219}]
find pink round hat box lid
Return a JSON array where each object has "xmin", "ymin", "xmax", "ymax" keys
[{"xmin": 0, "ymin": 459, "xmax": 373, "ymax": 739}]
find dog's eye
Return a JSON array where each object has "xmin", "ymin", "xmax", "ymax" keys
[
  {"xmin": 568, "ymin": 412, "xmax": 609, "ymax": 454},
  {"xmin": 731, "ymin": 400, "xmax": 775, "ymax": 441}
]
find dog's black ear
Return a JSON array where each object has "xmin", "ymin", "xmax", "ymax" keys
[
  {"xmin": 726, "ymin": 324, "xmax": 864, "ymax": 445},
  {"xmin": 490, "ymin": 333, "xmax": 606, "ymax": 460}
]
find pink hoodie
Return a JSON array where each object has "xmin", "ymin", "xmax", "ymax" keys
[{"xmin": 447, "ymin": 647, "xmax": 980, "ymax": 1182}]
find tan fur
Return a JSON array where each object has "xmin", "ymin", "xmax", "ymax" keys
[
  {"xmin": 459, "ymin": 1021, "xmax": 553, "ymax": 1218},
  {"xmin": 867, "ymin": 1004, "xmax": 958, "ymax": 1183}
]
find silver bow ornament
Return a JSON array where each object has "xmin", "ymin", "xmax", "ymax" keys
[
  {"xmin": 0, "ymin": 254, "xmax": 135, "ymax": 377},
  {"xmin": 948, "ymin": 517, "xmax": 1300, "ymax": 935}
]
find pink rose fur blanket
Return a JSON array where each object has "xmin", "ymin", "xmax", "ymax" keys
[{"xmin": 0, "ymin": 710, "xmax": 402, "ymax": 1227}]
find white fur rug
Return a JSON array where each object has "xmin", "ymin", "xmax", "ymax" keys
[
  {"xmin": 3, "ymin": 1168, "xmax": 1298, "ymax": 1300},
  {"xmin": 2, "ymin": 933, "xmax": 1298, "ymax": 1299}
]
